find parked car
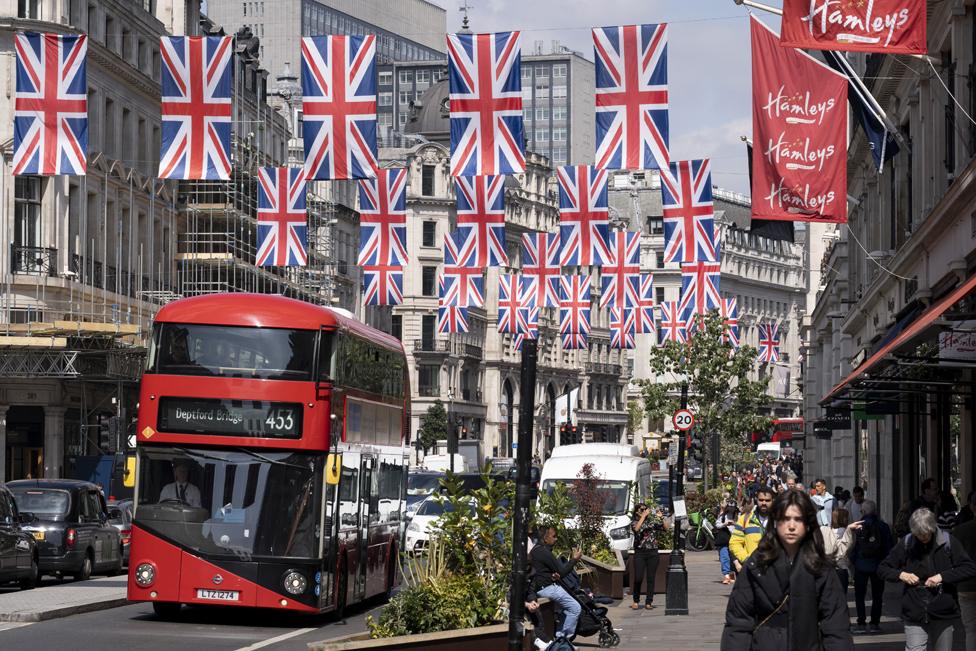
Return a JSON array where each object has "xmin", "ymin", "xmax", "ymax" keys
[
  {"xmin": 405, "ymin": 471, "xmax": 444, "ymax": 522},
  {"xmin": 404, "ymin": 496, "xmax": 475, "ymax": 553},
  {"xmin": 0, "ymin": 483, "xmax": 38, "ymax": 590},
  {"xmin": 8, "ymin": 479, "xmax": 123, "ymax": 581},
  {"xmin": 107, "ymin": 499, "xmax": 133, "ymax": 566},
  {"xmin": 685, "ymin": 463, "xmax": 703, "ymax": 482}
]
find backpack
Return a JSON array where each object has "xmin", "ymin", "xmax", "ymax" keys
[{"xmin": 856, "ymin": 521, "xmax": 885, "ymax": 560}]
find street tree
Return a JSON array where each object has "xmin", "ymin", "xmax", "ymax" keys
[
  {"xmin": 418, "ymin": 399, "xmax": 448, "ymax": 453},
  {"xmin": 637, "ymin": 311, "xmax": 772, "ymax": 477},
  {"xmin": 627, "ymin": 399, "xmax": 645, "ymax": 446}
]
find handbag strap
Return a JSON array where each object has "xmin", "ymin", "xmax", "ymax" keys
[{"xmin": 753, "ymin": 594, "xmax": 790, "ymax": 633}]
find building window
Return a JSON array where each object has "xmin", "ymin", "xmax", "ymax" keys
[
  {"xmin": 553, "ymin": 85, "xmax": 567, "ymax": 99},
  {"xmin": 378, "ymin": 71, "xmax": 393, "ymax": 86},
  {"xmin": 535, "ymin": 65, "xmax": 549, "ymax": 77},
  {"xmin": 398, "ymin": 113, "xmax": 407, "ymax": 127},
  {"xmin": 399, "ymin": 70, "xmax": 413, "ymax": 84},
  {"xmin": 536, "ymin": 85, "xmax": 549, "ymax": 99},
  {"xmin": 655, "ymin": 287, "xmax": 665, "ymax": 305},
  {"xmin": 398, "ymin": 91, "xmax": 411, "ymax": 105},
  {"xmin": 552, "ymin": 128, "xmax": 566, "ymax": 142},
  {"xmin": 422, "ymin": 221, "xmax": 436, "ymax": 247},
  {"xmin": 535, "ymin": 107, "xmax": 549, "ymax": 121},
  {"xmin": 419, "ymin": 364, "xmax": 439, "ymax": 395},
  {"xmin": 654, "ymin": 251, "xmax": 662, "ymax": 268},
  {"xmin": 422, "ymin": 164, "xmax": 436, "ymax": 196},
  {"xmin": 647, "ymin": 216, "xmax": 663, "ymax": 234},
  {"xmin": 18, "ymin": 0, "xmax": 39, "ymax": 18},
  {"xmin": 553, "ymin": 105, "xmax": 567, "ymax": 121},
  {"xmin": 553, "ymin": 64, "xmax": 567, "ymax": 77},
  {"xmin": 379, "ymin": 92, "xmax": 393, "ymax": 106},
  {"xmin": 422, "ymin": 266, "xmax": 437, "ymax": 296},
  {"xmin": 391, "ymin": 315, "xmax": 402, "ymax": 340},
  {"xmin": 416, "ymin": 70, "xmax": 430, "ymax": 83},
  {"xmin": 535, "ymin": 128, "xmax": 548, "ymax": 142},
  {"xmin": 14, "ymin": 177, "xmax": 41, "ymax": 249}
]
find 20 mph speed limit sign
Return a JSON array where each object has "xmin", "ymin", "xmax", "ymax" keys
[{"xmin": 672, "ymin": 408, "xmax": 695, "ymax": 431}]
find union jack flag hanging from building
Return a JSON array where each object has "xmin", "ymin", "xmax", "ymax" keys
[
  {"xmin": 600, "ymin": 231, "xmax": 641, "ymax": 309},
  {"xmin": 438, "ymin": 304, "xmax": 469, "ymax": 334},
  {"xmin": 358, "ymin": 168, "xmax": 408, "ymax": 266},
  {"xmin": 661, "ymin": 159, "xmax": 718, "ymax": 264},
  {"xmin": 636, "ymin": 274, "xmax": 655, "ymax": 334},
  {"xmin": 721, "ymin": 297, "xmax": 740, "ymax": 348},
  {"xmin": 557, "ymin": 166, "xmax": 612, "ymax": 267},
  {"xmin": 363, "ymin": 265, "xmax": 403, "ymax": 306},
  {"xmin": 677, "ymin": 259, "xmax": 722, "ymax": 317},
  {"xmin": 592, "ymin": 23, "xmax": 669, "ymax": 171},
  {"xmin": 159, "ymin": 36, "xmax": 232, "ymax": 180},
  {"xmin": 513, "ymin": 308, "xmax": 540, "ymax": 350},
  {"xmin": 498, "ymin": 274, "xmax": 533, "ymax": 334},
  {"xmin": 441, "ymin": 230, "xmax": 484, "ymax": 308},
  {"xmin": 14, "ymin": 32, "xmax": 88, "ymax": 176},
  {"xmin": 562, "ymin": 332, "xmax": 588, "ymax": 350},
  {"xmin": 521, "ymin": 232, "xmax": 562, "ymax": 308},
  {"xmin": 256, "ymin": 167, "xmax": 308, "ymax": 267},
  {"xmin": 610, "ymin": 307, "xmax": 636, "ymax": 350},
  {"xmin": 302, "ymin": 35, "xmax": 378, "ymax": 180},
  {"xmin": 446, "ymin": 30, "xmax": 524, "ymax": 176},
  {"xmin": 659, "ymin": 301, "xmax": 687, "ymax": 345},
  {"xmin": 455, "ymin": 175, "xmax": 508, "ymax": 267},
  {"xmin": 559, "ymin": 274, "xmax": 591, "ymax": 336},
  {"xmin": 758, "ymin": 322, "xmax": 780, "ymax": 363}
]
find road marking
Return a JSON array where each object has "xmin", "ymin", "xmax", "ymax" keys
[
  {"xmin": 234, "ymin": 627, "xmax": 317, "ymax": 650},
  {"xmin": 0, "ymin": 622, "xmax": 33, "ymax": 633}
]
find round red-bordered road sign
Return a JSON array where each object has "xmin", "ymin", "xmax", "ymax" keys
[{"xmin": 672, "ymin": 408, "xmax": 695, "ymax": 432}]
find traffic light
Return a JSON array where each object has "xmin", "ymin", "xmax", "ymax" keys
[{"xmin": 688, "ymin": 430, "xmax": 703, "ymax": 464}]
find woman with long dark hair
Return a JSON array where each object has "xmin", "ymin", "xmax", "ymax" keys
[{"xmin": 721, "ymin": 489, "xmax": 853, "ymax": 651}]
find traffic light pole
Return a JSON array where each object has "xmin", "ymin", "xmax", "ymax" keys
[
  {"xmin": 508, "ymin": 338, "xmax": 537, "ymax": 651},
  {"xmin": 666, "ymin": 383, "xmax": 689, "ymax": 616}
]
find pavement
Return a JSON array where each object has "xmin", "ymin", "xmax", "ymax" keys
[{"xmin": 0, "ymin": 575, "xmax": 128, "ymax": 622}]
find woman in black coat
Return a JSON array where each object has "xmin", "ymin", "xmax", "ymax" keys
[{"xmin": 721, "ymin": 489, "xmax": 854, "ymax": 651}]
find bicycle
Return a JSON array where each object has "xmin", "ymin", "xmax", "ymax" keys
[{"xmin": 686, "ymin": 508, "xmax": 716, "ymax": 551}]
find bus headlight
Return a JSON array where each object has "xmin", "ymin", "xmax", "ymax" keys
[
  {"xmin": 135, "ymin": 563, "xmax": 156, "ymax": 587},
  {"xmin": 283, "ymin": 571, "xmax": 307, "ymax": 595}
]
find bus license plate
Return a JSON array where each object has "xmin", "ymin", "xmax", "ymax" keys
[
  {"xmin": 196, "ymin": 589, "xmax": 239, "ymax": 601},
  {"xmin": 31, "ymin": 531, "xmax": 44, "ymax": 541}
]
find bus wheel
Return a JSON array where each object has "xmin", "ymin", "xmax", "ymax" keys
[
  {"xmin": 152, "ymin": 602, "xmax": 182, "ymax": 619},
  {"xmin": 334, "ymin": 560, "xmax": 348, "ymax": 621}
]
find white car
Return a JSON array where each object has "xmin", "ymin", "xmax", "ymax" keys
[{"xmin": 404, "ymin": 497, "xmax": 474, "ymax": 553}]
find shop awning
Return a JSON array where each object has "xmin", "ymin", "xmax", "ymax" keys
[{"xmin": 820, "ymin": 272, "xmax": 976, "ymax": 405}]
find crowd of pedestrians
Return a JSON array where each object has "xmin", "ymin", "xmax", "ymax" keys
[{"xmin": 719, "ymin": 469, "xmax": 976, "ymax": 651}]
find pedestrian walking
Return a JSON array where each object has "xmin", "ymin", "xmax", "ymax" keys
[
  {"xmin": 715, "ymin": 501, "xmax": 738, "ymax": 584},
  {"xmin": 729, "ymin": 487, "xmax": 774, "ymax": 572},
  {"xmin": 721, "ymin": 489, "xmax": 853, "ymax": 651},
  {"xmin": 952, "ymin": 501, "xmax": 976, "ymax": 651},
  {"xmin": 878, "ymin": 508, "xmax": 976, "ymax": 651},
  {"xmin": 812, "ymin": 479, "xmax": 836, "ymax": 528},
  {"xmin": 850, "ymin": 500, "xmax": 893, "ymax": 634},
  {"xmin": 630, "ymin": 502, "xmax": 667, "ymax": 609},
  {"xmin": 823, "ymin": 507, "xmax": 859, "ymax": 591},
  {"xmin": 530, "ymin": 525, "xmax": 583, "ymax": 649},
  {"xmin": 849, "ymin": 486, "xmax": 865, "ymax": 523}
]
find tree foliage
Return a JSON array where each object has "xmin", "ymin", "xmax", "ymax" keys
[
  {"xmin": 637, "ymin": 311, "xmax": 772, "ymax": 472},
  {"xmin": 626, "ymin": 399, "xmax": 645, "ymax": 441},
  {"xmin": 418, "ymin": 399, "xmax": 448, "ymax": 453}
]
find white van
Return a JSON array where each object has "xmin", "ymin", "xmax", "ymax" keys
[
  {"xmin": 420, "ymin": 454, "xmax": 470, "ymax": 473},
  {"xmin": 549, "ymin": 443, "xmax": 640, "ymax": 459},
  {"xmin": 756, "ymin": 442, "xmax": 782, "ymax": 461},
  {"xmin": 539, "ymin": 453, "xmax": 652, "ymax": 553}
]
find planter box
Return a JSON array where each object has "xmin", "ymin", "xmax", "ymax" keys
[
  {"xmin": 625, "ymin": 549, "xmax": 671, "ymax": 596},
  {"xmin": 308, "ymin": 624, "xmax": 532, "ymax": 651},
  {"xmin": 580, "ymin": 553, "xmax": 627, "ymax": 600}
]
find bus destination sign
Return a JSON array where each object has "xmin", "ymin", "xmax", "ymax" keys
[{"xmin": 158, "ymin": 397, "xmax": 303, "ymax": 439}]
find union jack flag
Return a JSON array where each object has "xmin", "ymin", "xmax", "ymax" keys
[
  {"xmin": 498, "ymin": 274, "xmax": 533, "ymax": 334},
  {"xmin": 256, "ymin": 167, "xmax": 308, "ymax": 267},
  {"xmin": 441, "ymin": 230, "xmax": 484, "ymax": 308},
  {"xmin": 559, "ymin": 275, "xmax": 591, "ymax": 336},
  {"xmin": 363, "ymin": 263, "xmax": 403, "ymax": 306},
  {"xmin": 600, "ymin": 231, "xmax": 641, "ymax": 309},
  {"xmin": 636, "ymin": 274, "xmax": 656, "ymax": 334},
  {"xmin": 677, "ymin": 259, "xmax": 722, "ymax": 317},
  {"xmin": 302, "ymin": 35, "xmax": 378, "ymax": 180},
  {"xmin": 609, "ymin": 308, "xmax": 636, "ymax": 350},
  {"xmin": 721, "ymin": 297, "xmax": 740, "ymax": 348},
  {"xmin": 593, "ymin": 23, "xmax": 669, "ymax": 171},
  {"xmin": 561, "ymin": 332, "xmax": 588, "ymax": 350},
  {"xmin": 758, "ymin": 322, "xmax": 780, "ymax": 364},
  {"xmin": 521, "ymin": 232, "xmax": 562, "ymax": 308},
  {"xmin": 358, "ymin": 168, "xmax": 408, "ymax": 266},
  {"xmin": 513, "ymin": 308, "xmax": 540, "ymax": 350},
  {"xmin": 438, "ymin": 304, "xmax": 469, "ymax": 334},
  {"xmin": 446, "ymin": 31, "xmax": 524, "ymax": 176},
  {"xmin": 557, "ymin": 166, "xmax": 612, "ymax": 266},
  {"xmin": 659, "ymin": 301, "xmax": 687, "ymax": 345},
  {"xmin": 14, "ymin": 32, "xmax": 88, "ymax": 176},
  {"xmin": 455, "ymin": 175, "xmax": 508, "ymax": 267},
  {"xmin": 159, "ymin": 36, "xmax": 232, "ymax": 180},
  {"xmin": 661, "ymin": 159, "xmax": 718, "ymax": 264}
]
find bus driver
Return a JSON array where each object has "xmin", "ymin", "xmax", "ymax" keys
[{"xmin": 160, "ymin": 460, "xmax": 202, "ymax": 508}]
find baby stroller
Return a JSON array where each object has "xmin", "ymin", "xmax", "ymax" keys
[{"xmin": 556, "ymin": 571, "xmax": 620, "ymax": 648}]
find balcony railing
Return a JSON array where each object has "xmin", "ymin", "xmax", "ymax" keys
[
  {"xmin": 418, "ymin": 385, "xmax": 440, "ymax": 397},
  {"xmin": 11, "ymin": 245, "xmax": 57, "ymax": 276},
  {"xmin": 461, "ymin": 388, "xmax": 482, "ymax": 402},
  {"xmin": 413, "ymin": 338, "xmax": 449, "ymax": 353}
]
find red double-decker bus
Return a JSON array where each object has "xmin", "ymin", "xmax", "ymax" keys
[{"xmin": 127, "ymin": 294, "xmax": 409, "ymax": 617}]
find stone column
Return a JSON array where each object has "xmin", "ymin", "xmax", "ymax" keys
[
  {"xmin": 43, "ymin": 406, "xmax": 66, "ymax": 479},
  {"xmin": 0, "ymin": 405, "xmax": 8, "ymax": 483}
]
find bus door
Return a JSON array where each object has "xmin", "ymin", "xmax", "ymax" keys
[
  {"xmin": 320, "ymin": 453, "xmax": 341, "ymax": 609},
  {"xmin": 354, "ymin": 454, "xmax": 374, "ymax": 603}
]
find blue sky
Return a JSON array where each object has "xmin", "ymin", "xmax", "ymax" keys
[{"xmin": 444, "ymin": 0, "xmax": 786, "ymax": 194}]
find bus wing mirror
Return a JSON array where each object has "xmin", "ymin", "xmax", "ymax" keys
[
  {"xmin": 326, "ymin": 453, "xmax": 342, "ymax": 485},
  {"xmin": 123, "ymin": 456, "xmax": 136, "ymax": 488}
]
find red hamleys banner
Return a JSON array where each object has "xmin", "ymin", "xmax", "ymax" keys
[
  {"xmin": 781, "ymin": 0, "xmax": 927, "ymax": 54},
  {"xmin": 752, "ymin": 16, "xmax": 848, "ymax": 224}
]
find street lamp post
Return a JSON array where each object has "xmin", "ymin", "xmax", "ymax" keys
[
  {"xmin": 447, "ymin": 389, "xmax": 456, "ymax": 473},
  {"xmin": 666, "ymin": 383, "xmax": 690, "ymax": 616}
]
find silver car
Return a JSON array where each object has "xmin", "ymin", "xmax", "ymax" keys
[{"xmin": 107, "ymin": 499, "xmax": 133, "ymax": 566}]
